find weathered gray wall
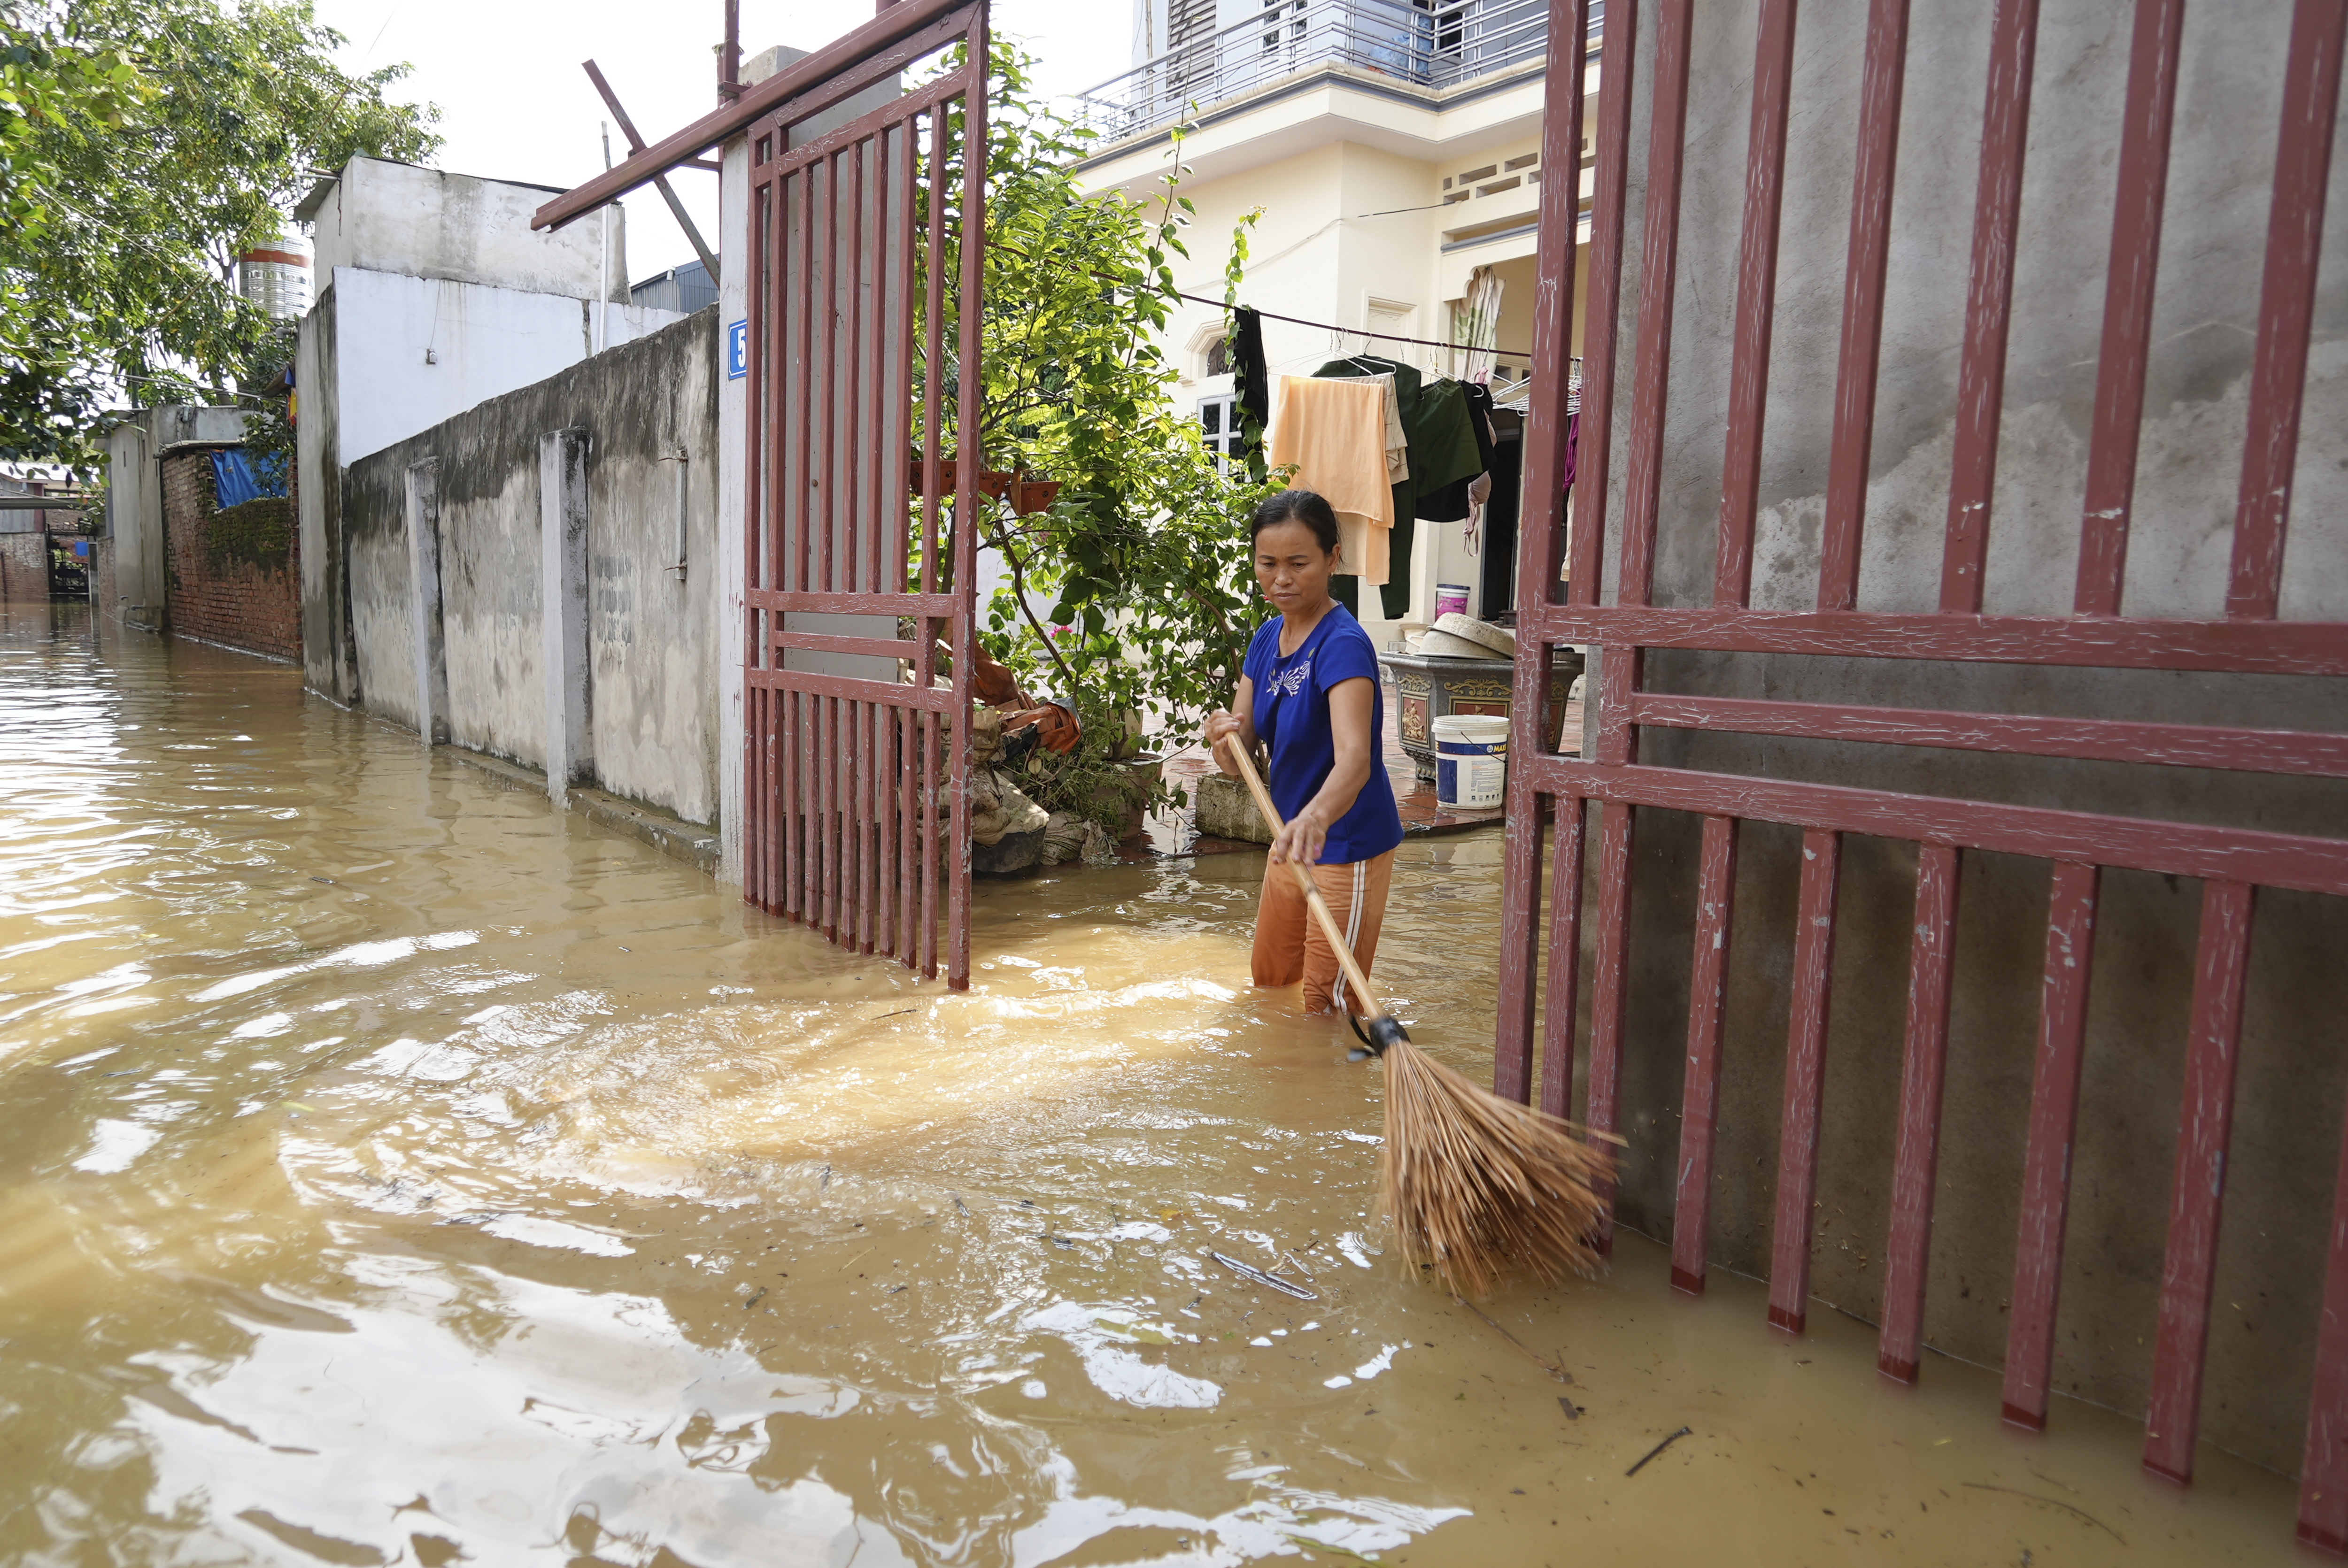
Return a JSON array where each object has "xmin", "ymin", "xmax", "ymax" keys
[
  {"xmin": 1570, "ymin": 0, "xmax": 2347, "ymax": 1476},
  {"xmin": 332, "ymin": 308, "xmax": 723, "ymax": 826},
  {"xmin": 297, "ymin": 286, "xmax": 355, "ymax": 701}
]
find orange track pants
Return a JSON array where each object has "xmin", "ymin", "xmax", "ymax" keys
[{"xmin": 1251, "ymin": 849, "xmax": 1396, "ymax": 1016}]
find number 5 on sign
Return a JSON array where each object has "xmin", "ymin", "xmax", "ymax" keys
[{"xmin": 726, "ymin": 320, "xmax": 748, "ymax": 380}]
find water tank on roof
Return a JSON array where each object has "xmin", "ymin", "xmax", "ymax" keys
[{"xmin": 239, "ymin": 236, "xmax": 312, "ymax": 320}]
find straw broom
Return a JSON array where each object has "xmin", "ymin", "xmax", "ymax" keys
[{"xmin": 1217, "ymin": 735, "xmax": 1615, "ymax": 1297}]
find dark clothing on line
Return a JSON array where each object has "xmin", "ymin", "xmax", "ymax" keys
[
  {"xmin": 1415, "ymin": 381, "xmax": 1498, "ymax": 523},
  {"xmin": 1231, "ymin": 306, "xmax": 1271, "ymax": 457}
]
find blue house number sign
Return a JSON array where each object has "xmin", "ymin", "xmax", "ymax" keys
[{"xmin": 726, "ymin": 320, "xmax": 749, "ymax": 381}]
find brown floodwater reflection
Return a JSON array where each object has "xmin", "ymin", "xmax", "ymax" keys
[{"xmin": 0, "ymin": 603, "xmax": 2305, "ymax": 1565}]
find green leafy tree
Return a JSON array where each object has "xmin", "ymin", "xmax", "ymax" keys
[
  {"xmin": 921, "ymin": 44, "xmax": 1286, "ymax": 825},
  {"xmin": 0, "ymin": 0, "xmax": 439, "ymax": 475}
]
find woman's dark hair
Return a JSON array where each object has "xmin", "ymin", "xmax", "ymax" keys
[{"xmin": 1250, "ymin": 488, "xmax": 1341, "ymax": 554}]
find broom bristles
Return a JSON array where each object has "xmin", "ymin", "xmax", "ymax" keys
[{"xmin": 1379, "ymin": 1038, "xmax": 1615, "ymax": 1298}]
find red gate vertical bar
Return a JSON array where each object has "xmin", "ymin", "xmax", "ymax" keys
[
  {"xmin": 1672, "ymin": 813, "xmax": 1740, "ymax": 1295},
  {"xmin": 1616, "ymin": 0, "xmax": 1693, "ymax": 611},
  {"xmin": 946, "ymin": 6, "xmax": 987, "ymax": 991},
  {"xmin": 1816, "ymin": 0, "xmax": 1912, "ymax": 611},
  {"xmin": 773, "ymin": 163, "xmax": 798, "ymax": 918},
  {"xmin": 2001, "ymin": 859, "xmax": 2101, "ymax": 1430},
  {"xmin": 1585, "ymin": 799, "xmax": 1637, "ymax": 1253},
  {"xmin": 1594, "ymin": 0, "xmax": 1663, "ymax": 804},
  {"xmin": 1769, "ymin": 827, "xmax": 1842, "ymax": 1334},
  {"xmin": 918, "ymin": 100, "xmax": 948, "ymax": 982},
  {"xmin": 2297, "ymin": 1079, "xmax": 2348, "ymax": 1553},
  {"xmin": 889, "ymin": 115, "xmax": 918, "ymax": 965},
  {"xmin": 796, "ymin": 159, "xmax": 821, "ymax": 922},
  {"xmin": 1879, "ymin": 841, "xmax": 1962, "ymax": 1384},
  {"xmin": 1538, "ymin": 794, "xmax": 1588, "ymax": 1120},
  {"xmin": 2145, "ymin": 879, "xmax": 2257, "ymax": 1484},
  {"xmin": 2074, "ymin": 0, "xmax": 2185, "ymax": 616},
  {"xmin": 2223, "ymin": 0, "xmax": 2346, "ymax": 623},
  {"xmin": 1494, "ymin": 0, "xmax": 1594, "ymax": 1102},
  {"xmin": 858, "ymin": 697, "xmax": 877, "ymax": 953},
  {"xmin": 1713, "ymin": 0, "xmax": 1798, "ymax": 608},
  {"xmin": 1939, "ymin": 0, "xmax": 2040, "ymax": 613},
  {"xmin": 1565, "ymin": 0, "xmax": 1638, "ymax": 604},
  {"xmin": 845, "ymin": 137, "xmax": 867, "ymax": 608},
  {"xmin": 819, "ymin": 692, "xmax": 838, "ymax": 941},
  {"xmin": 819, "ymin": 148, "xmax": 843, "ymax": 607},
  {"xmin": 745, "ymin": 167, "xmax": 772, "ymax": 910}
]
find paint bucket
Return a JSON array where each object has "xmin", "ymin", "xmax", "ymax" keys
[
  {"xmin": 1435, "ymin": 582, "xmax": 1471, "ymax": 619},
  {"xmin": 1433, "ymin": 715, "xmax": 1509, "ymax": 810}
]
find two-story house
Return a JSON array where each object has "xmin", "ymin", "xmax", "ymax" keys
[{"xmin": 1073, "ymin": 0, "xmax": 1599, "ymax": 642}]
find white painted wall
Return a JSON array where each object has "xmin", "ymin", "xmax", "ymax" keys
[
  {"xmin": 718, "ymin": 129, "xmax": 750, "ymax": 889},
  {"xmin": 330, "ymin": 267, "xmax": 684, "ymax": 467},
  {"xmin": 304, "ymin": 158, "xmax": 625, "ymax": 302}
]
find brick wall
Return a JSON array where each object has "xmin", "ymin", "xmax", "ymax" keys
[
  {"xmin": 0, "ymin": 531, "xmax": 46, "ymax": 602},
  {"xmin": 161, "ymin": 451, "xmax": 301, "ymax": 660}
]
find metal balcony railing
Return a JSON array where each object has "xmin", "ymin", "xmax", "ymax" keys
[{"xmin": 1070, "ymin": 0, "xmax": 1599, "ymax": 147}]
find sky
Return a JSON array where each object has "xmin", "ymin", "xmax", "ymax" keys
[{"xmin": 310, "ymin": 0, "xmax": 1135, "ymax": 285}]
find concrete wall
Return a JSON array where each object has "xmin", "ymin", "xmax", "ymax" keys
[
  {"xmin": 1576, "ymin": 0, "xmax": 2347, "ymax": 1476},
  {"xmin": 302, "ymin": 158, "xmax": 626, "ymax": 303},
  {"xmin": 104, "ymin": 407, "xmax": 251, "ymax": 630},
  {"xmin": 159, "ymin": 453, "xmax": 301, "ymax": 662},
  {"xmin": 296, "ymin": 293, "xmax": 353, "ymax": 699},
  {"xmin": 332, "ymin": 308, "xmax": 723, "ymax": 826},
  {"xmin": 326, "ymin": 267, "xmax": 683, "ymax": 467}
]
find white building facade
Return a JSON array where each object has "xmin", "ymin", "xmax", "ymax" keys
[{"xmin": 1074, "ymin": 0, "xmax": 1598, "ymax": 642}]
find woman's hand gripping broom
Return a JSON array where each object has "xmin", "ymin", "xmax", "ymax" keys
[{"xmin": 1216, "ymin": 733, "xmax": 1616, "ymax": 1297}]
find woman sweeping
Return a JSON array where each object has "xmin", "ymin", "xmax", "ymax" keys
[{"xmin": 1205, "ymin": 490, "xmax": 1405, "ymax": 1018}]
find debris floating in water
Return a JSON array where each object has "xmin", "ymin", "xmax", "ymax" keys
[
  {"xmin": 1625, "ymin": 1425, "xmax": 1692, "ymax": 1477},
  {"xmin": 1207, "ymin": 1250, "xmax": 1318, "ymax": 1301}
]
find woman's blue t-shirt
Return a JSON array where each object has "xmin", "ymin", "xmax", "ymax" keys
[{"xmin": 1243, "ymin": 604, "xmax": 1405, "ymax": 866}]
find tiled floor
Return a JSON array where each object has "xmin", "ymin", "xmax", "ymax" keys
[{"xmin": 1136, "ymin": 687, "xmax": 1582, "ymax": 859}]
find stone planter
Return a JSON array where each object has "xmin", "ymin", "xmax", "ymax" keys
[
  {"xmin": 1193, "ymin": 772, "xmax": 1273, "ymax": 845},
  {"xmin": 1378, "ymin": 646, "xmax": 1585, "ymax": 780}
]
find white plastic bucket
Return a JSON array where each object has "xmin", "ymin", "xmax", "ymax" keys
[
  {"xmin": 1434, "ymin": 582, "xmax": 1471, "ymax": 619},
  {"xmin": 1433, "ymin": 715, "xmax": 1508, "ymax": 809}
]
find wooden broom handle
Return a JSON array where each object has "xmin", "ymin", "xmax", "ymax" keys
[{"xmin": 1215, "ymin": 733, "xmax": 1392, "ymax": 1021}]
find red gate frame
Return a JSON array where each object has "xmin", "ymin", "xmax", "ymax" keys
[
  {"xmin": 533, "ymin": 0, "xmax": 991, "ymax": 991},
  {"xmin": 1496, "ymin": 0, "xmax": 2348, "ymax": 1548},
  {"xmin": 740, "ymin": 2, "xmax": 988, "ymax": 988}
]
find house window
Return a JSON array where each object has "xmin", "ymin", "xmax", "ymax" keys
[
  {"xmin": 1204, "ymin": 334, "xmax": 1232, "ymax": 377},
  {"xmin": 1261, "ymin": 0, "xmax": 1305, "ymax": 54},
  {"xmin": 1198, "ymin": 393, "xmax": 1243, "ymax": 468}
]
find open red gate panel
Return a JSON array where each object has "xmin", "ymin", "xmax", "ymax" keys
[{"xmin": 739, "ymin": 1, "xmax": 989, "ymax": 988}]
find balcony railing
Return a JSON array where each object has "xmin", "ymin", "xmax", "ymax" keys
[{"xmin": 1070, "ymin": 0, "xmax": 1599, "ymax": 148}]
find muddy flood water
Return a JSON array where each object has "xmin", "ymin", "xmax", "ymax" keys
[{"xmin": 0, "ymin": 603, "xmax": 2312, "ymax": 1566}]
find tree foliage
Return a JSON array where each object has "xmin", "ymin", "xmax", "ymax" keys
[
  {"xmin": 0, "ymin": 0, "xmax": 439, "ymax": 474},
  {"xmin": 922, "ymin": 45, "xmax": 1285, "ymax": 823}
]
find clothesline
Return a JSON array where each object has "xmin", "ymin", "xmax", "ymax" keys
[{"xmin": 1167, "ymin": 286, "xmax": 1532, "ymax": 357}]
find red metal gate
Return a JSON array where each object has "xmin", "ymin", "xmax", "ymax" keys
[
  {"xmin": 1498, "ymin": 0, "xmax": 2348, "ymax": 1546},
  {"xmin": 533, "ymin": 0, "xmax": 992, "ymax": 987},
  {"xmin": 740, "ymin": 1, "xmax": 988, "ymax": 986}
]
